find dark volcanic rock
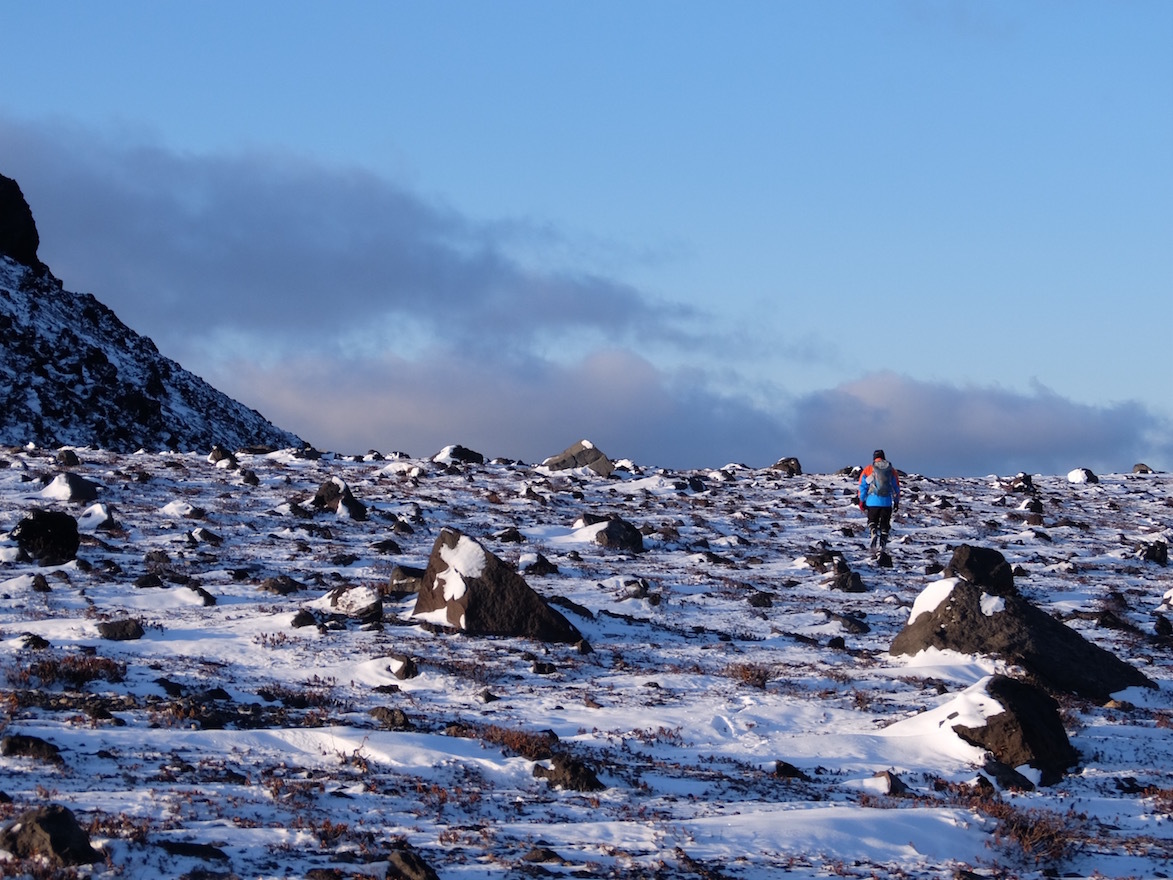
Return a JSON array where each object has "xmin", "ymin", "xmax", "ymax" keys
[
  {"xmin": 0, "ymin": 174, "xmax": 42, "ymax": 269},
  {"xmin": 1, "ymin": 733, "xmax": 63, "ymax": 763},
  {"xmin": 943, "ymin": 544, "xmax": 1017, "ymax": 596},
  {"xmin": 951, "ymin": 675, "xmax": 1079, "ymax": 786},
  {"xmin": 412, "ymin": 528, "xmax": 583, "ymax": 644},
  {"xmin": 891, "ymin": 577, "xmax": 1156, "ymax": 701},
  {"xmin": 98, "ymin": 619, "xmax": 145, "ymax": 641},
  {"xmin": 533, "ymin": 753, "xmax": 606, "ymax": 791},
  {"xmin": 592, "ymin": 515, "xmax": 644, "ymax": 553},
  {"xmin": 0, "ymin": 803, "xmax": 104, "ymax": 865},
  {"xmin": 11, "ymin": 509, "xmax": 79, "ymax": 564}
]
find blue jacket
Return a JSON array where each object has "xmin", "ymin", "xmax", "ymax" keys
[{"xmin": 859, "ymin": 460, "xmax": 899, "ymax": 508}]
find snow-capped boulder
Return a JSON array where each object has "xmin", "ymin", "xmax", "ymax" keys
[
  {"xmin": 40, "ymin": 472, "xmax": 100, "ymax": 504},
  {"xmin": 770, "ymin": 456, "xmax": 802, "ymax": 476},
  {"xmin": 307, "ymin": 584, "xmax": 383, "ymax": 625},
  {"xmin": 432, "ymin": 444, "xmax": 485, "ymax": 466},
  {"xmin": 312, "ymin": 477, "xmax": 367, "ymax": 520},
  {"xmin": 412, "ymin": 528, "xmax": 583, "ymax": 644},
  {"xmin": 542, "ymin": 440, "xmax": 614, "ymax": 477},
  {"xmin": 951, "ymin": 675, "xmax": 1079, "ymax": 787},
  {"xmin": 891, "ymin": 576, "xmax": 1156, "ymax": 702},
  {"xmin": 1067, "ymin": 467, "xmax": 1099, "ymax": 484}
]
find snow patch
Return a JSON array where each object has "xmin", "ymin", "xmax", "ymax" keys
[
  {"xmin": 908, "ymin": 578, "xmax": 960, "ymax": 624},
  {"xmin": 979, "ymin": 593, "xmax": 1006, "ymax": 616}
]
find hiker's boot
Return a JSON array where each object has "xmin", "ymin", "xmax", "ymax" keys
[
  {"xmin": 869, "ymin": 529, "xmax": 878, "ymax": 550},
  {"xmin": 879, "ymin": 531, "xmax": 889, "ymax": 551}
]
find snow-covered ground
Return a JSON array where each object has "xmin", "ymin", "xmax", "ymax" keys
[{"xmin": 0, "ymin": 445, "xmax": 1170, "ymax": 879}]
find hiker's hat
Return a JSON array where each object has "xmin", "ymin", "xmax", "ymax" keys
[{"xmin": 872, "ymin": 449, "xmax": 885, "ymax": 460}]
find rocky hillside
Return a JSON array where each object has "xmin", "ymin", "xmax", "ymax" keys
[{"xmin": 0, "ymin": 173, "xmax": 302, "ymax": 453}]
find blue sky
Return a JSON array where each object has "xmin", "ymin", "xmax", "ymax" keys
[{"xmin": 2, "ymin": 1, "xmax": 1170, "ymax": 474}]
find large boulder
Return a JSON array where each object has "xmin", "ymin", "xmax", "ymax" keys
[
  {"xmin": 412, "ymin": 528, "xmax": 583, "ymax": 644},
  {"xmin": 10, "ymin": 509, "xmax": 80, "ymax": 564},
  {"xmin": 542, "ymin": 440, "xmax": 614, "ymax": 477},
  {"xmin": 0, "ymin": 174, "xmax": 42, "ymax": 269},
  {"xmin": 891, "ymin": 576, "xmax": 1156, "ymax": 702},
  {"xmin": 951, "ymin": 675, "xmax": 1079, "ymax": 786}
]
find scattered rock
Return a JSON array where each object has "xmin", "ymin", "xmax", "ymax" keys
[
  {"xmin": 770, "ymin": 456, "xmax": 802, "ymax": 476},
  {"xmin": 1067, "ymin": 467, "xmax": 1099, "ymax": 484},
  {"xmin": 11, "ymin": 509, "xmax": 80, "ymax": 564},
  {"xmin": 1, "ymin": 733, "xmax": 63, "ymax": 763},
  {"xmin": 386, "ymin": 565, "xmax": 425, "ymax": 595},
  {"xmin": 312, "ymin": 478, "xmax": 367, "ymax": 520},
  {"xmin": 97, "ymin": 618, "xmax": 145, "ymax": 641},
  {"xmin": 533, "ymin": 753, "xmax": 605, "ymax": 791},
  {"xmin": 432, "ymin": 444, "xmax": 484, "ymax": 466},
  {"xmin": 592, "ymin": 515, "xmax": 644, "ymax": 553},
  {"xmin": 307, "ymin": 585, "xmax": 383, "ymax": 625},
  {"xmin": 0, "ymin": 803, "xmax": 104, "ymax": 865},
  {"xmin": 542, "ymin": 440, "xmax": 614, "ymax": 477},
  {"xmin": 386, "ymin": 842, "xmax": 441, "ymax": 880},
  {"xmin": 951, "ymin": 675, "xmax": 1079, "ymax": 786}
]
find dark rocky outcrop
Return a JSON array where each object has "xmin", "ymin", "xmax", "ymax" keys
[
  {"xmin": 11, "ymin": 509, "xmax": 79, "ymax": 564},
  {"xmin": 951, "ymin": 675, "xmax": 1079, "ymax": 786},
  {"xmin": 412, "ymin": 528, "xmax": 582, "ymax": 644},
  {"xmin": 942, "ymin": 544, "xmax": 1017, "ymax": 596},
  {"xmin": 0, "ymin": 174, "xmax": 42, "ymax": 270},
  {"xmin": 891, "ymin": 575, "xmax": 1156, "ymax": 702},
  {"xmin": 543, "ymin": 440, "xmax": 615, "ymax": 477},
  {"xmin": 0, "ymin": 803, "xmax": 104, "ymax": 865}
]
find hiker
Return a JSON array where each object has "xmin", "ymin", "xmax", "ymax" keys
[{"xmin": 858, "ymin": 449, "xmax": 899, "ymax": 552}]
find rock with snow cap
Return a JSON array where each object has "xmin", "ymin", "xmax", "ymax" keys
[
  {"xmin": 412, "ymin": 528, "xmax": 583, "ymax": 643},
  {"xmin": 432, "ymin": 444, "xmax": 485, "ymax": 466},
  {"xmin": 39, "ymin": 472, "xmax": 100, "ymax": 504},
  {"xmin": 951, "ymin": 674, "xmax": 1078, "ymax": 786},
  {"xmin": 1067, "ymin": 467, "xmax": 1099, "ymax": 484},
  {"xmin": 312, "ymin": 476, "xmax": 367, "ymax": 520},
  {"xmin": 542, "ymin": 439, "xmax": 615, "ymax": 477},
  {"xmin": 891, "ymin": 576, "xmax": 1156, "ymax": 702}
]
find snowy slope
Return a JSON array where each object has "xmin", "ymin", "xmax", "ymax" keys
[
  {"xmin": 0, "ymin": 257, "xmax": 302, "ymax": 452},
  {"xmin": 0, "ymin": 445, "xmax": 1170, "ymax": 879}
]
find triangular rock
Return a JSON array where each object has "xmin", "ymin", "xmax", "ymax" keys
[
  {"xmin": 891, "ymin": 577, "xmax": 1156, "ymax": 702},
  {"xmin": 412, "ymin": 528, "xmax": 582, "ymax": 643}
]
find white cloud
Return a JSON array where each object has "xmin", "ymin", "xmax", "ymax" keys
[{"xmin": 790, "ymin": 372, "xmax": 1167, "ymax": 476}]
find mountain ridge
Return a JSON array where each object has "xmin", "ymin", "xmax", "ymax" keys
[{"xmin": 0, "ymin": 173, "xmax": 303, "ymax": 453}]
